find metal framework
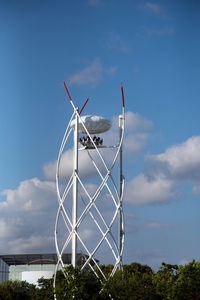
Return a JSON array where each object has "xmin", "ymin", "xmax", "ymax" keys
[{"xmin": 54, "ymin": 83, "xmax": 125, "ymax": 296}]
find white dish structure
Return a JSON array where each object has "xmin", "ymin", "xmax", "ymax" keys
[
  {"xmin": 54, "ymin": 83, "xmax": 125, "ymax": 299},
  {"xmin": 70, "ymin": 115, "xmax": 111, "ymax": 134}
]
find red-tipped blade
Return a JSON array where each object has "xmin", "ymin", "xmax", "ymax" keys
[
  {"xmin": 63, "ymin": 81, "xmax": 72, "ymax": 102},
  {"xmin": 121, "ymin": 83, "xmax": 125, "ymax": 108},
  {"xmin": 79, "ymin": 97, "xmax": 89, "ymax": 115}
]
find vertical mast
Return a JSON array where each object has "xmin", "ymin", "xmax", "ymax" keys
[
  {"xmin": 72, "ymin": 109, "xmax": 79, "ymax": 267},
  {"xmin": 118, "ymin": 83, "xmax": 125, "ymax": 270},
  {"xmin": 119, "ymin": 114, "xmax": 123, "ymax": 269}
]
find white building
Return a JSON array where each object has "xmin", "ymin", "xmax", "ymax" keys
[{"xmin": 0, "ymin": 253, "xmax": 88, "ymax": 285}]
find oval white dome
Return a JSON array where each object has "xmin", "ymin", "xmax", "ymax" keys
[{"xmin": 71, "ymin": 115, "xmax": 111, "ymax": 134}]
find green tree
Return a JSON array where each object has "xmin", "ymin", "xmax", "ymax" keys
[
  {"xmin": 2, "ymin": 260, "xmax": 200, "ymax": 300},
  {"xmin": 55, "ymin": 265, "xmax": 103, "ymax": 300},
  {"xmin": 176, "ymin": 260, "xmax": 200, "ymax": 300},
  {"xmin": 102, "ymin": 262, "xmax": 156, "ymax": 300},
  {"xmin": 35, "ymin": 277, "xmax": 54, "ymax": 300},
  {"xmin": 0, "ymin": 280, "xmax": 36, "ymax": 300},
  {"xmin": 152, "ymin": 262, "xmax": 178, "ymax": 300}
]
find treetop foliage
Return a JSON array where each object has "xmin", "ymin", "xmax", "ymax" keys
[{"xmin": 1, "ymin": 259, "xmax": 200, "ymax": 300}]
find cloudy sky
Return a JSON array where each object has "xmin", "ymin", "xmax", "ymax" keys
[{"xmin": 1, "ymin": 0, "xmax": 200, "ymax": 269}]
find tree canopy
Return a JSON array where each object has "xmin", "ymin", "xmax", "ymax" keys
[{"xmin": 1, "ymin": 260, "xmax": 200, "ymax": 300}]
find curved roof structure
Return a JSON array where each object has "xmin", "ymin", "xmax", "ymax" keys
[{"xmin": 0, "ymin": 253, "xmax": 97, "ymax": 266}]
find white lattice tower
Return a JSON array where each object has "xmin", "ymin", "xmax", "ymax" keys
[{"xmin": 53, "ymin": 83, "xmax": 125, "ymax": 297}]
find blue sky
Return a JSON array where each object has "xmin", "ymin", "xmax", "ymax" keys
[{"xmin": 1, "ymin": 0, "xmax": 200, "ymax": 269}]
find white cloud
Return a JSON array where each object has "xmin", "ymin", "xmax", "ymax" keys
[
  {"xmin": 143, "ymin": 26, "xmax": 174, "ymax": 37},
  {"xmin": 125, "ymin": 111, "xmax": 153, "ymax": 132},
  {"xmin": 147, "ymin": 221, "xmax": 170, "ymax": 229},
  {"xmin": 68, "ymin": 58, "xmax": 117, "ymax": 87},
  {"xmin": 125, "ymin": 173, "xmax": 176, "ymax": 206},
  {"xmin": 0, "ymin": 175, "xmax": 118, "ymax": 256},
  {"xmin": 8, "ymin": 236, "xmax": 54, "ymax": 253},
  {"xmin": 0, "ymin": 219, "xmax": 22, "ymax": 239},
  {"xmin": 0, "ymin": 178, "xmax": 102, "ymax": 254},
  {"xmin": 43, "ymin": 147, "xmax": 114, "ymax": 182},
  {"xmin": 0, "ymin": 178, "xmax": 56, "ymax": 253},
  {"xmin": 105, "ymin": 32, "xmax": 130, "ymax": 53},
  {"xmin": 123, "ymin": 135, "xmax": 200, "ymax": 206},
  {"xmin": 1, "ymin": 178, "xmax": 56, "ymax": 212},
  {"xmin": 135, "ymin": 135, "xmax": 200, "ymax": 199},
  {"xmin": 111, "ymin": 111, "xmax": 153, "ymax": 133},
  {"xmin": 44, "ymin": 148, "xmax": 98, "ymax": 180},
  {"xmin": 125, "ymin": 213, "xmax": 137, "ymax": 219},
  {"xmin": 179, "ymin": 259, "xmax": 189, "ymax": 266},
  {"xmin": 78, "ymin": 228, "xmax": 97, "ymax": 243},
  {"xmin": 105, "ymin": 66, "xmax": 118, "ymax": 74},
  {"xmin": 148, "ymin": 136, "xmax": 200, "ymax": 181},
  {"xmin": 144, "ymin": 2, "xmax": 162, "ymax": 15},
  {"xmin": 124, "ymin": 133, "xmax": 149, "ymax": 154},
  {"xmin": 192, "ymin": 184, "xmax": 200, "ymax": 195},
  {"xmin": 110, "ymin": 111, "xmax": 153, "ymax": 155}
]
